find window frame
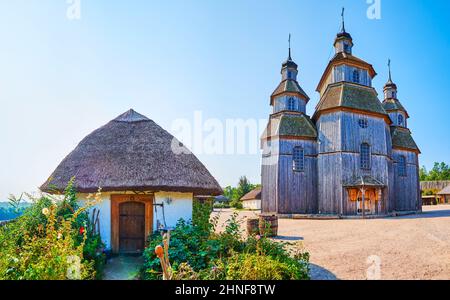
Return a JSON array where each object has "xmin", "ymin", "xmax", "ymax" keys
[
  {"xmin": 293, "ymin": 146, "xmax": 305, "ymax": 172},
  {"xmin": 358, "ymin": 118, "xmax": 369, "ymax": 129},
  {"xmin": 398, "ymin": 114, "xmax": 404, "ymax": 127},
  {"xmin": 287, "ymin": 97, "xmax": 296, "ymax": 111},
  {"xmin": 344, "ymin": 43, "xmax": 350, "ymax": 53},
  {"xmin": 398, "ymin": 155, "xmax": 407, "ymax": 177},
  {"xmin": 360, "ymin": 143, "xmax": 371, "ymax": 170},
  {"xmin": 352, "ymin": 69, "xmax": 360, "ymax": 83}
]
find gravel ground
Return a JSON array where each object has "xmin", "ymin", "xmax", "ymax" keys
[{"xmin": 212, "ymin": 205, "xmax": 450, "ymax": 280}]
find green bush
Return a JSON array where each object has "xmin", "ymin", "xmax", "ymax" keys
[
  {"xmin": 0, "ymin": 180, "xmax": 105, "ymax": 280},
  {"xmin": 222, "ymin": 252, "xmax": 308, "ymax": 280},
  {"xmin": 230, "ymin": 199, "xmax": 243, "ymax": 209},
  {"xmin": 142, "ymin": 207, "xmax": 310, "ymax": 280},
  {"xmin": 422, "ymin": 189, "xmax": 439, "ymax": 196},
  {"xmin": 213, "ymin": 203, "xmax": 230, "ymax": 209}
]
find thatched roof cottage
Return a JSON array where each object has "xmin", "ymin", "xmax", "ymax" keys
[
  {"xmin": 41, "ymin": 109, "xmax": 222, "ymax": 253},
  {"xmin": 240, "ymin": 187, "xmax": 262, "ymax": 210}
]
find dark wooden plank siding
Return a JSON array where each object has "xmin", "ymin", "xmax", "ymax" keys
[
  {"xmin": 392, "ymin": 150, "xmax": 421, "ymax": 211},
  {"xmin": 277, "ymin": 140, "xmax": 318, "ymax": 214}
]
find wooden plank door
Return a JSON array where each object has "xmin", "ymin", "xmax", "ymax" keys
[
  {"xmin": 119, "ymin": 202, "xmax": 145, "ymax": 253},
  {"xmin": 111, "ymin": 195, "xmax": 153, "ymax": 254}
]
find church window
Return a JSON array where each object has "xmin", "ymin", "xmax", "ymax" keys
[
  {"xmin": 352, "ymin": 69, "xmax": 360, "ymax": 83},
  {"xmin": 344, "ymin": 43, "xmax": 350, "ymax": 53},
  {"xmin": 288, "ymin": 97, "xmax": 296, "ymax": 111},
  {"xmin": 392, "ymin": 91, "xmax": 397, "ymax": 98},
  {"xmin": 398, "ymin": 155, "xmax": 407, "ymax": 177},
  {"xmin": 360, "ymin": 143, "xmax": 371, "ymax": 170},
  {"xmin": 358, "ymin": 118, "xmax": 369, "ymax": 129},
  {"xmin": 293, "ymin": 147, "xmax": 305, "ymax": 172},
  {"xmin": 398, "ymin": 114, "xmax": 404, "ymax": 126}
]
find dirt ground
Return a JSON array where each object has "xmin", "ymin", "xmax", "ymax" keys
[{"xmin": 212, "ymin": 205, "xmax": 450, "ymax": 280}]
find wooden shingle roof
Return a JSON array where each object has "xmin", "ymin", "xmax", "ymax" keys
[
  {"xmin": 382, "ymin": 99, "xmax": 409, "ymax": 117},
  {"xmin": 314, "ymin": 83, "xmax": 388, "ymax": 119},
  {"xmin": 390, "ymin": 126, "xmax": 420, "ymax": 153},
  {"xmin": 241, "ymin": 187, "xmax": 262, "ymax": 201},
  {"xmin": 437, "ymin": 186, "xmax": 450, "ymax": 195},
  {"xmin": 271, "ymin": 79, "xmax": 310, "ymax": 105},
  {"xmin": 261, "ymin": 113, "xmax": 317, "ymax": 140}
]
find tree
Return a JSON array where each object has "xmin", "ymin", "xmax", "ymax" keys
[
  {"xmin": 223, "ymin": 176, "xmax": 260, "ymax": 209},
  {"xmin": 420, "ymin": 162, "xmax": 450, "ymax": 181},
  {"xmin": 419, "ymin": 166, "xmax": 428, "ymax": 181},
  {"xmin": 236, "ymin": 176, "xmax": 253, "ymax": 199}
]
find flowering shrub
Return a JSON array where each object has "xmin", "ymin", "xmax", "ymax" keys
[
  {"xmin": 0, "ymin": 180, "xmax": 105, "ymax": 280},
  {"xmin": 142, "ymin": 200, "xmax": 310, "ymax": 280}
]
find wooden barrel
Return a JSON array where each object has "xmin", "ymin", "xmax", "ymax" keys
[
  {"xmin": 259, "ymin": 215, "xmax": 278, "ymax": 237},
  {"xmin": 246, "ymin": 218, "xmax": 260, "ymax": 235}
]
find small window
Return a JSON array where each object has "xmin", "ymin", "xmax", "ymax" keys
[
  {"xmin": 293, "ymin": 147, "xmax": 305, "ymax": 172},
  {"xmin": 288, "ymin": 97, "xmax": 296, "ymax": 111},
  {"xmin": 344, "ymin": 43, "xmax": 350, "ymax": 53},
  {"xmin": 398, "ymin": 114, "xmax": 404, "ymax": 126},
  {"xmin": 353, "ymin": 70, "xmax": 360, "ymax": 83},
  {"xmin": 360, "ymin": 143, "xmax": 371, "ymax": 170},
  {"xmin": 392, "ymin": 91, "xmax": 397, "ymax": 98},
  {"xmin": 358, "ymin": 119, "xmax": 369, "ymax": 129},
  {"xmin": 398, "ymin": 156, "xmax": 407, "ymax": 177}
]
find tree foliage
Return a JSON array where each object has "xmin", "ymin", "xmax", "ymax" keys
[{"xmin": 222, "ymin": 176, "xmax": 260, "ymax": 209}]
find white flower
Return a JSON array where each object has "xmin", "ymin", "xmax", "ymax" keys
[{"xmin": 42, "ymin": 207, "xmax": 50, "ymax": 216}]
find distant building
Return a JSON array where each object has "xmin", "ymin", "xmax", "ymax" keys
[
  {"xmin": 261, "ymin": 14, "xmax": 421, "ymax": 217},
  {"xmin": 421, "ymin": 195, "xmax": 439, "ymax": 206},
  {"xmin": 241, "ymin": 188, "xmax": 262, "ymax": 210},
  {"xmin": 437, "ymin": 186, "xmax": 450, "ymax": 204},
  {"xmin": 214, "ymin": 195, "xmax": 230, "ymax": 204}
]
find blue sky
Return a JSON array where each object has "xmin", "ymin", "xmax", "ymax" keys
[{"xmin": 0, "ymin": 0, "xmax": 449, "ymax": 200}]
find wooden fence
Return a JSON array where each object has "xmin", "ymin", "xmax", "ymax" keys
[{"xmin": 420, "ymin": 181, "xmax": 450, "ymax": 192}]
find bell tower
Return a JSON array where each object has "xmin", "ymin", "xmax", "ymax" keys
[
  {"xmin": 334, "ymin": 8, "xmax": 353, "ymax": 55},
  {"xmin": 382, "ymin": 60, "xmax": 409, "ymax": 127},
  {"xmin": 260, "ymin": 35, "xmax": 318, "ymax": 215},
  {"xmin": 270, "ymin": 35, "xmax": 310, "ymax": 114}
]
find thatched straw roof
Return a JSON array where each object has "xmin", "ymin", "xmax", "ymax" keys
[
  {"xmin": 437, "ymin": 186, "xmax": 450, "ymax": 195},
  {"xmin": 41, "ymin": 109, "xmax": 222, "ymax": 196},
  {"xmin": 240, "ymin": 187, "xmax": 262, "ymax": 201}
]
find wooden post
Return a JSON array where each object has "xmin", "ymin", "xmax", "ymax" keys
[{"xmin": 361, "ymin": 187, "xmax": 366, "ymax": 219}]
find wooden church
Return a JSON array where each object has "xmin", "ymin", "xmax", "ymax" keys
[{"xmin": 261, "ymin": 16, "xmax": 421, "ymax": 217}]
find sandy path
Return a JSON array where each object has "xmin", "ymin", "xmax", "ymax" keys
[{"xmin": 212, "ymin": 206, "xmax": 450, "ymax": 280}]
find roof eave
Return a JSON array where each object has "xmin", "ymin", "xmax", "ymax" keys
[{"xmin": 40, "ymin": 185, "xmax": 223, "ymax": 197}]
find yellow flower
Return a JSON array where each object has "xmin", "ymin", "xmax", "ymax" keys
[{"xmin": 42, "ymin": 207, "xmax": 50, "ymax": 216}]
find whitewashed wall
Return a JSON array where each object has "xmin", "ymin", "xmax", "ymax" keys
[
  {"xmin": 153, "ymin": 192, "xmax": 193, "ymax": 230},
  {"xmin": 243, "ymin": 200, "xmax": 261, "ymax": 210},
  {"xmin": 78, "ymin": 191, "xmax": 193, "ymax": 250}
]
